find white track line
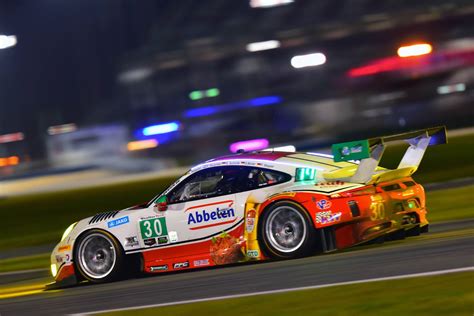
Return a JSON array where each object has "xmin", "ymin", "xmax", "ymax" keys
[{"xmin": 71, "ymin": 266, "xmax": 474, "ymax": 315}]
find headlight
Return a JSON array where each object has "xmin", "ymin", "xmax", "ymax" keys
[
  {"xmin": 51, "ymin": 264, "xmax": 57, "ymax": 277},
  {"xmin": 61, "ymin": 222, "xmax": 77, "ymax": 242}
]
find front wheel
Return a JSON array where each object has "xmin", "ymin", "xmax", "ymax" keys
[
  {"xmin": 259, "ymin": 201, "xmax": 316, "ymax": 259},
  {"xmin": 74, "ymin": 229, "xmax": 124, "ymax": 283}
]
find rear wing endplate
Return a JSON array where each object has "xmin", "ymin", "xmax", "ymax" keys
[{"xmin": 330, "ymin": 126, "xmax": 447, "ymax": 184}]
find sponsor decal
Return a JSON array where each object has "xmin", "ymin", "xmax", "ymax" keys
[
  {"xmin": 193, "ymin": 259, "xmax": 210, "ymax": 267},
  {"xmin": 186, "ymin": 200, "xmax": 237, "ymax": 230},
  {"xmin": 317, "ymin": 181, "xmax": 345, "ymax": 187},
  {"xmin": 58, "ymin": 245, "xmax": 71, "ymax": 252},
  {"xmin": 316, "ymin": 211, "xmax": 342, "ymax": 224},
  {"xmin": 246, "ymin": 209, "xmax": 256, "ymax": 233},
  {"xmin": 125, "ymin": 236, "xmax": 139, "ymax": 247},
  {"xmin": 139, "ymin": 217, "xmax": 168, "ymax": 239},
  {"xmin": 187, "ymin": 208, "xmax": 235, "ymax": 225},
  {"xmin": 157, "ymin": 236, "xmax": 169, "ymax": 244},
  {"xmin": 173, "ymin": 261, "xmax": 189, "ymax": 269},
  {"xmin": 150, "ymin": 265, "xmax": 168, "ymax": 272},
  {"xmin": 247, "ymin": 250, "xmax": 259, "ymax": 258},
  {"xmin": 144, "ymin": 238, "xmax": 157, "ymax": 246},
  {"xmin": 55, "ymin": 255, "xmax": 63, "ymax": 263},
  {"xmin": 316, "ymin": 199, "xmax": 332, "ymax": 210},
  {"xmin": 168, "ymin": 231, "xmax": 178, "ymax": 242},
  {"xmin": 210, "ymin": 232, "xmax": 244, "ymax": 265},
  {"xmin": 108, "ymin": 216, "xmax": 129, "ymax": 228}
]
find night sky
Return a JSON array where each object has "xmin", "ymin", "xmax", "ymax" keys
[{"xmin": 0, "ymin": 0, "xmax": 159, "ymax": 138}]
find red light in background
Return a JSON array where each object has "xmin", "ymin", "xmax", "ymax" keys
[{"xmin": 0, "ymin": 132, "xmax": 24, "ymax": 144}]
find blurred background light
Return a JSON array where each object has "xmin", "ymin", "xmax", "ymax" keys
[
  {"xmin": 246, "ymin": 40, "xmax": 281, "ymax": 52},
  {"xmin": 205, "ymin": 88, "xmax": 220, "ymax": 98},
  {"xmin": 127, "ymin": 139, "xmax": 158, "ymax": 151},
  {"xmin": 0, "ymin": 132, "xmax": 24, "ymax": 144},
  {"xmin": 47, "ymin": 123, "xmax": 77, "ymax": 135},
  {"xmin": 184, "ymin": 95, "xmax": 282, "ymax": 118},
  {"xmin": 437, "ymin": 83, "xmax": 466, "ymax": 95},
  {"xmin": 0, "ymin": 156, "xmax": 20, "ymax": 167},
  {"xmin": 0, "ymin": 35, "xmax": 17, "ymax": 49},
  {"xmin": 142, "ymin": 122, "xmax": 180, "ymax": 136},
  {"xmin": 189, "ymin": 88, "xmax": 220, "ymax": 100},
  {"xmin": 397, "ymin": 43, "xmax": 432, "ymax": 58},
  {"xmin": 118, "ymin": 67, "xmax": 153, "ymax": 83},
  {"xmin": 291, "ymin": 53, "xmax": 326, "ymax": 69},
  {"xmin": 250, "ymin": 0, "xmax": 293, "ymax": 8},
  {"xmin": 189, "ymin": 90, "xmax": 204, "ymax": 100},
  {"xmin": 230, "ymin": 138, "xmax": 269, "ymax": 153}
]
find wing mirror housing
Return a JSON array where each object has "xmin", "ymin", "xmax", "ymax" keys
[{"xmin": 154, "ymin": 196, "xmax": 168, "ymax": 212}]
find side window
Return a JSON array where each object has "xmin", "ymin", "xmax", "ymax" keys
[
  {"xmin": 168, "ymin": 168, "xmax": 222, "ymax": 203},
  {"xmin": 248, "ymin": 168, "xmax": 291, "ymax": 189},
  {"xmin": 167, "ymin": 166, "xmax": 292, "ymax": 203}
]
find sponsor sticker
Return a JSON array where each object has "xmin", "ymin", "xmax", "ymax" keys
[
  {"xmin": 139, "ymin": 217, "xmax": 168, "ymax": 239},
  {"xmin": 143, "ymin": 238, "xmax": 157, "ymax": 246},
  {"xmin": 247, "ymin": 250, "xmax": 259, "ymax": 258},
  {"xmin": 108, "ymin": 216, "xmax": 129, "ymax": 228},
  {"xmin": 187, "ymin": 208, "xmax": 236, "ymax": 227},
  {"xmin": 193, "ymin": 259, "xmax": 210, "ymax": 267},
  {"xmin": 150, "ymin": 265, "xmax": 168, "ymax": 272},
  {"xmin": 55, "ymin": 255, "xmax": 63, "ymax": 263},
  {"xmin": 125, "ymin": 236, "xmax": 139, "ymax": 247},
  {"xmin": 173, "ymin": 261, "xmax": 189, "ymax": 269},
  {"xmin": 58, "ymin": 245, "xmax": 71, "ymax": 252},
  {"xmin": 246, "ymin": 209, "xmax": 256, "ymax": 233},
  {"xmin": 169, "ymin": 231, "xmax": 178, "ymax": 243},
  {"xmin": 157, "ymin": 236, "xmax": 169, "ymax": 244},
  {"xmin": 316, "ymin": 211, "xmax": 342, "ymax": 224},
  {"xmin": 316, "ymin": 199, "xmax": 332, "ymax": 210}
]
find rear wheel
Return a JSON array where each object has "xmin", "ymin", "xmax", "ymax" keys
[
  {"xmin": 259, "ymin": 201, "xmax": 316, "ymax": 259},
  {"xmin": 74, "ymin": 230, "xmax": 124, "ymax": 283}
]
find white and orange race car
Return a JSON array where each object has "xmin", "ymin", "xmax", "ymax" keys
[{"xmin": 50, "ymin": 127, "xmax": 446, "ymax": 286}]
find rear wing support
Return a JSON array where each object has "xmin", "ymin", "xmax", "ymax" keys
[{"xmin": 331, "ymin": 126, "xmax": 447, "ymax": 184}]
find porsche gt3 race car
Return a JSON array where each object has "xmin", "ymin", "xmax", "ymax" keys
[{"xmin": 50, "ymin": 126, "xmax": 447, "ymax": 286}]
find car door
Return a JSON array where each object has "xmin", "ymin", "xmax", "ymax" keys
[{"xmin": 163, "ymin": 166, "xmax": 244, "ymax": 255}]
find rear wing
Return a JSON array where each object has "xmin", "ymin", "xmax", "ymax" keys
[{"xmin": 328, "ymin": 126, "xmax": 447, "ymax": 184}]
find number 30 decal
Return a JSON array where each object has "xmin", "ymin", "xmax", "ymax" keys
[
  {"xmin": 370, "ymin": 203, "xmax": 385, "ymax": 221},
  {"xmin": 139, "ymin": 218, "xmax": 168, "ymax": 239}
]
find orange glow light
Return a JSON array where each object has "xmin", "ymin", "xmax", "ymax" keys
[
  {"xmin": 127, "ymin": 139, "xmax": 159, "ymax": 151},
  {"xmin": 397, "ymin": 43, "xmax": 432, "ymax": 58},
  {"xmin": 0, "ymin": 156, "xmax": 19, "ymax": 167}
]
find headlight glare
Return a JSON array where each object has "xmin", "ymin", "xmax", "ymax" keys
[{"xmin": 61, "ymin": 222, "xmax": 77, "ymax": 242}]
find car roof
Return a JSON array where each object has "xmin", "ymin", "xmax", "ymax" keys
[{"xmin": 208, "ymin": 151, "xmax": 356, "ymax": 170}]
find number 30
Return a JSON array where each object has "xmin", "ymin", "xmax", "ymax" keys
[
  {"xmin": 143, "ymin": 219, "xmax": 162, "ymax": 237},
  {"xmin": 370, "ymin": 203, "xmax": 385, "ymax": 221}
]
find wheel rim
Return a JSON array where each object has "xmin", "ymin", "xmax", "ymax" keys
[
  {"xmin": 265, "ymin": 206, "xmax": 307, "ymax": 253},
  {"xmin": 78, "ymin": 233, "xmax": 116, "ymax": 279}
]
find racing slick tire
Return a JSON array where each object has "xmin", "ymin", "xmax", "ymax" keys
[
  {"xmin": 259, "ymin": 201, "xmax": 316, "ymax": 259},
  {"xmin": 74, "ymin": 229, "xmax": 125, "ymax": 283}
]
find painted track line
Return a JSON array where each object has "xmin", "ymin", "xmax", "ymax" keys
[{"xmin": 71, "ymin": 266, "xmax": 474, "ymax": 315}]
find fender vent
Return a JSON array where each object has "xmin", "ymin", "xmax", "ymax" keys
[{"xmin": 89, "ymin": 211, "xmax": 120, "ymax": 224}]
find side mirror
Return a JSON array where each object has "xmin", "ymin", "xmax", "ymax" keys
[{"xmin": 154, "ymin": 196, "xmax": 168, "ymax": 212}]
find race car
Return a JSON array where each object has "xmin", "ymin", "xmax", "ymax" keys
[{"xmin": 50, "ymin": 126, "xmax": 447, "ymax": 286}]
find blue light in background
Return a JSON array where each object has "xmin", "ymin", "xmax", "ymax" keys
[
  {"xmin": 142, "ymin": 121, "xmax": 180, "ymax": 136},
  {"xmin": 184, "ymin": 95, "xmax": 282, "ymax": 118},
  {"xmin": 185, "ymin": 107, "xmax": 218, "ymax": 118},
  {"xmin": 249, "ymin": 96, "xmax": 282, "ymax": 107}
]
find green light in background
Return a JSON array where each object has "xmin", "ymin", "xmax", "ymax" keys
[
  {"xmin": 206, "ymin": 88, "xmax": 220, "ymax": 98},
  {"xmin": 189, "ymin": 90, "xmax": 204, "ymax": 100}
]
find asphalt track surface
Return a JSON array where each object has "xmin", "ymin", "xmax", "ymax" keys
[{"xmin": 1, "ymin": 220, "xmax": 473, "ymax": 315}]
